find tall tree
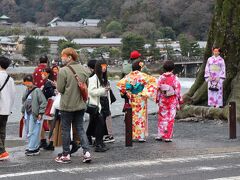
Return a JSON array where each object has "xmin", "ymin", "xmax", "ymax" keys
[
  {"xmin": 179, "ymin": 0, "xmax": 240, "ymax": 120},
  {"xmin": 121, "ymin": 32, "xmax": 145, "ymax": 60}
]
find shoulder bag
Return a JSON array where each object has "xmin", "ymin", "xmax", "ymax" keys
[
  {"xmin": 67, "ymin": 65, "xmax": 88, "ymax": 102},
  {"xmin": 0, "ymin": 75, "xmax": 10, "ymax": 92}
]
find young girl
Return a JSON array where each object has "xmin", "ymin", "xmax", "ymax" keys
[
  {"xmin": 41, "ymin": 68, "xmax": 56, "ymax": 150},
  {"xmin": 156, "ymin": 60, "xmax": 183, "ymax": 142},
  {"xmin": 22, "ymin": 75, "xmax": 47, "ymax": 156},
  {"xmin": 88, "ymin": 60, "xmax": 110, "ymax": 152}
]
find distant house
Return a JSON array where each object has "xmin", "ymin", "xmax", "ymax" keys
[
  {"xmin": 156, "ymin": 39, "xmax": 181, "ymax": 55},
  {"xmin": 34, "ymin": 36, "xmax": 67, "ymax": 56},
  {"xmin": 72, "ymin": 38, "xmax": 122, "ymax": 48},
  {"xmin": 0, "ymin": 15, "xmax": 11, "ymax": 25},
  {"xmin": 47, "ymin": 17, "xmax": 100, "ymax": 28},
  {"xmin": 0, "ymin": 36, "xmax": 17, "ymax": 54},
  {"xmin": 8, "ymin": 35, "xmax": 66, "ymax": 57}
]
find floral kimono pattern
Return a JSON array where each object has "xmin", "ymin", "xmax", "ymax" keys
[
  {"xmin": 156, "ymin": 72, "xmax": 182, "ymax": 140},
  {"xmin": 204, "ymin": 56, "xmax": 226, "ymax": 107},
  {"xmin": 117, "ymin": 71, "xmax": 157, "ymax": 140}
]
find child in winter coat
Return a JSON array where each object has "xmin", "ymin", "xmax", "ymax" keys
[{"xmin": 22, "ymin": 75, "xmax": 47, "ymax": 156}]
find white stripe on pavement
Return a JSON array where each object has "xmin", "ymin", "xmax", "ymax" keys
[
  {"xmin": 209, "ymin": 176, "xmax": 240, "ymax": 180},
  {"xmin": 0, "ymin": 170, "xmax": 56, "ymax": 178},
  {"xmin": 1, "ymin": 152, "xmax": 240, "ymax": 179}
]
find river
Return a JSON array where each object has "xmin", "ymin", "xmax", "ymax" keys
[{"xmin": 9, "ymin": 78, "xmax": 195, "ymax": 123}]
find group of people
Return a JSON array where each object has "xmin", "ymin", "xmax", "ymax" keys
[{"xmin": 0, "ymin": 47, "xmax": 225, "ymax": 163}]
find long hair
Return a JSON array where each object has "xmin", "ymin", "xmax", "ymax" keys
[{"xmin": 95, "ymin": 60, "xmax": 108, "ymax": 86}]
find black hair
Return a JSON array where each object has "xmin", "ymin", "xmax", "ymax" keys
[
  {"xmin": 163, "ymin": 60, "xmax": 175, "ymax": 72},
  {"xmin": 132, "ymin": 59, "xmax": 142, "ymax": 71},
  {"xmin": 87, "ymin": 59, "xmax": 97, "ymax": 69},
  {"xmin": 39, "ymin": 55, "xmax": 48, "ymax": 64},
  {"xmin": 23, "ymin": 74, "xmax": 33, "ymax": 82},
  {"xmin": 0, "ymin": 56, "xmax": 11, "ymax": 69},
  {"xmin": 95, "ymin": 60, "xmax": 108, "ymax": 86},
  {"xmin": 42, "ymin": 67, "xmax": 55, "ymax": 81},
  {"xmin": 212, "ymin": 47, "xmax": 222, "ymax": 53}
]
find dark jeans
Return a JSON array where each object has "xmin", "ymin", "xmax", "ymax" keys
[
  {"xmin": 61, "ymin": 110, "xmax": 89, "ymax": 155},
  {"xmin": 0, "ymin": 115, "xmax": 8, "ymax": 154}
]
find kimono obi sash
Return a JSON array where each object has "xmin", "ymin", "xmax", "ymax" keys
[
  {"xmin": 126, "ymin": 82, "xmax": 144, "ymax": 94},
  {"xmin": 209, "ymin": 64, "xmax": 221, "ymax": 73},
  {"xmin": 159, "ymin": 84, "xmax": 175, "ymax": 97}
]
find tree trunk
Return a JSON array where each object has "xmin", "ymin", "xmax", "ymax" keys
[{"xmin": 179, "ymin": 0, "xmax": 240, "ymax": 120}]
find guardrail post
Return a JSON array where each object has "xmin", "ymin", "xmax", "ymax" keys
[{"xmin": 229, "ymin": 101, "xmax": 237, "ymax": 139}]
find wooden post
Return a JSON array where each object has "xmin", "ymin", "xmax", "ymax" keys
[
  {"xmin": 229, "ymin": 101, "xmax": 237, "ymax": 139},
  {"xmin": 125, "ymin": 103, "xmax": 132, "ymax": 147}
]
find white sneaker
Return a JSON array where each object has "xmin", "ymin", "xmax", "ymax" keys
[{"xmin": 83, "ymin": 151, "xmax": 91, "ymax": 163}]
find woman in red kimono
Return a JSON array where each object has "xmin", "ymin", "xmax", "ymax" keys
[{"xmin": 156, "ymin": 60, "xmax": 183, "ymax": 142}]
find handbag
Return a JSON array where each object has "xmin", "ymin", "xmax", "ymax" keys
[
  {"xmin": 209, "ymin": 82, "xmax": 219, "ymax": 91},
  {"xmin": 67, "ymin": 65, "xmax": 88, "ymax": 102},
  {"xmin": 86, "ymin": 77, "xmax": 99, "ymax": 115},
  {"xmin": 44, "ymin": 98, "xmax": 54, "ymax": 116},
  {"xmin": 109, "ymin": 89, "xmax": 116, "ymax": 104},
  {"xmin": 86, "ymin": 104, "xmax": 99, "ymax": 114}
]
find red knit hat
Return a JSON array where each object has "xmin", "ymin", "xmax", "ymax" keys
[{"xmin": 130, "ymin": 50, "xmax": 141, "ymax": 59}]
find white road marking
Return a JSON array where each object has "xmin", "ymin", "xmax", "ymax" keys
[
  {"xmin": 0, "ymin": 170, "xmax": 56, "ymax": 178},
  {"xmin": 1, "ymin": 152, "xmax": 240, "ymax": 179},
  {"xmin": 209, "ymin": 176, "xmax": 240, "ymax": 180}
]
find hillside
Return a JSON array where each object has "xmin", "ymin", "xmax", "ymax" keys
[{"xmin": 0, "ymin": 0, "xmax": 215, "ymax": 40}]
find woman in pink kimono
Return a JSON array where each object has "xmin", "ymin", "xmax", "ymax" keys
[
  {"xmin": 117, "ymin": 60, "xmax": 157, "ymax": 142},
  {"xmin": 156, "ymin": 60, "xmax": 183, "ymax": 142},
  {"xmin": 204, "ymin": 48, "xmax": 226, "ymax": 107}
]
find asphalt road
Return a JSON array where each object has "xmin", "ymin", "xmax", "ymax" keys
[{"xmin": 2, "ymin": 115, "xmax": 240, "ymax": 180}]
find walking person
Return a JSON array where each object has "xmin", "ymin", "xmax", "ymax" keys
[
  {"xmin": 87, "ymin": 60, "xmax": 110, "ymax": 152},
  {"xmin": 205, "ymin": 47, "xmax": 226, "ymax": 108},
  {"xmin": 156, "ymin": 60, "xmax": 183, "ymax": 142},
  {"xmin": 55, "ymin": 48, "xmax": 91, "ymax": 164},
  {"xmin": 22, "ymin": 75, "xmax": 47, "ymax": 156},
  {"xmin": 0, "ymin": 56, "xmax": 15, "ymax": 160},
  {"xmin": 117, "ymin": 60, "xmax": 157, "ymax": 142}
]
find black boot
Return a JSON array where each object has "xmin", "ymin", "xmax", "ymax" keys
[
  {"xmin": 39, "ymin": 139, "xmax": 48, "ymax": 149},
  {"xmin": 95, "ymin": 144, "xmax": 109, "ymax": 152},
  {"xmin": 44, "ymin": 141, "xmax": 55, "ymax": 151},
  {"xmin": 70, "ymin": 141, "xmax": 81, "ymax": 155}
]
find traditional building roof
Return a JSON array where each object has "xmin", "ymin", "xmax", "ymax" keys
[
  {"xmin": 0, "ymin": 15, "xmax": 10, "ymax": 20},
  {"xmin": 72, "ymin": 38, "xmax": 122, "ymax": 46},
  {"xmin": 48, "ymin": 17, "xmax": 100, "ymax": 27}
]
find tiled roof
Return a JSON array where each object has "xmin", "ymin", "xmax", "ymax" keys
[{"xmin": 72, "ymin": 38, "xmax": 122, "ymax": 45}]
